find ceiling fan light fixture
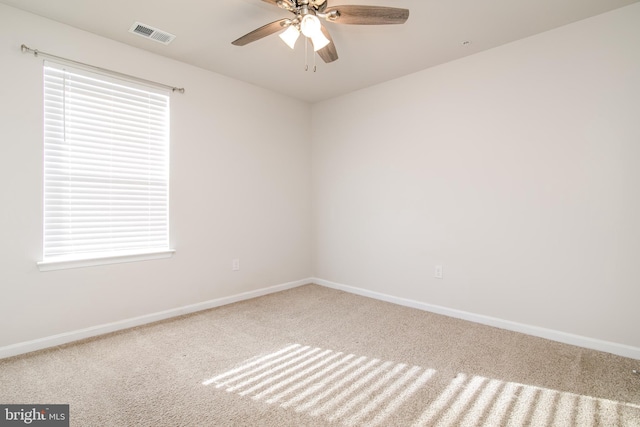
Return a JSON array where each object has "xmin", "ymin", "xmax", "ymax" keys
[{"xmin": 279, "ymin": 25, "xmax": 300, "ymax": 49}]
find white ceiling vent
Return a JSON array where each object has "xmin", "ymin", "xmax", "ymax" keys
[{"xmin": 129, "ymin": 22, "xmax": 176, "ymax": 45}]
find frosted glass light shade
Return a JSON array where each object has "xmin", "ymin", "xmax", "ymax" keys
[
  {"xmin": 279, "ymin": 26, "xmax": 300, "ymax": 49},
  {"xmin": 300, "ymin": 15, "xmax": 329, "ymax": 51},
  {"xmin": 311, "ymin": 32, "xmax": 330, "ymax": 51},
  {"xmin": 300, "ymin": 15, "xmax": 321, "ymax": 38}
]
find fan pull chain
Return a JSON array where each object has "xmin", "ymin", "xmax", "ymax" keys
[{"xmin": 302, "ymin": 39, "xmax": 317, "ymax": 72}]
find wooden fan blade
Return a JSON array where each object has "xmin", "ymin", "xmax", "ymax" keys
[
  {"xmin": 324, "ymin": 6, "xmax": 409, "ymax": 25},
  {"xmin": 232, "ymin": 19, "xmax": 289, "ymax": 46},
  {"xmin": 317, "ymin": 26, "xmax": 338, "ymax": 63}
]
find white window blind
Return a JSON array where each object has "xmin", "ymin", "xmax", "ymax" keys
[{"xmin": 41, "ymin": 62, "xmax": 171, "ymax": 267}]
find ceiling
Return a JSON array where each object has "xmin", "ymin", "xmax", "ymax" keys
[{"xmin": 2, "ymin": 0, "xmax": 638, "ymax": 103}]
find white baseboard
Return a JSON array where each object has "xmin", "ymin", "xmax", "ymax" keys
[
  {"xmin": 312, "ymin": 278, "xmax": 640, "ymax": 360},
  {"xmin": 4, "ymin": 277, "xmax": 638, "ymax": 361},
  {"xmin": 0, "ymin": 278, "xmax": 312, "ymax": 360}
]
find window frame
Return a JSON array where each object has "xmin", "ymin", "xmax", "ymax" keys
[{"xmin": 37, "ymin": 61, "xmax": 174, "ymax": 271}]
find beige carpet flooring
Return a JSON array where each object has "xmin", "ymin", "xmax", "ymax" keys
[{"xmin": 1, "ymin": 284, "xmax": 639, "ymax": 426}]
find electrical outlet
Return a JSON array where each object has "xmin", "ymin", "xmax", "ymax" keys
[
  {"xmin": 435, "ymin": 265, "xmax": 443, "ymax": 279},
  {"xmin": 232, "ymin": 258, "xmax": 240, "ymax": 271}
]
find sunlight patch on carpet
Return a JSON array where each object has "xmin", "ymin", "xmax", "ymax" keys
[{"xmin": 202, "ymin": 344, "xmax": 640, "ymax": 426}]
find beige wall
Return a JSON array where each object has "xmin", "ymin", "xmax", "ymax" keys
[
  {"xmin": 0, "ymin": 4, "xmax": 312, "ymax": 348},
  {"xmin": 312, "ymin": 4, "xmax": 640, "ymax": 349}
]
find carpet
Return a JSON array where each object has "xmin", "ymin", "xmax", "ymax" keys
[{"xmin": 1, "ymin": 284, "xmax": 638, "ymax": 426}]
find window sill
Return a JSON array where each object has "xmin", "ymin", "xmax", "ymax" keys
[{"xmin": 37, "ymin": 249, "xmax": 175, "ymax": 272}]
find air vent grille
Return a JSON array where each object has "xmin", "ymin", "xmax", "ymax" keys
[{"xmin": 129, "ymin": 22, "xmax": 175, "ymax": 45}]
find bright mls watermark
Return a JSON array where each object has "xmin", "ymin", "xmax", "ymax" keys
[{"xmin": 0, "ymin": 405, "xmax": 68, "ymax": 426}]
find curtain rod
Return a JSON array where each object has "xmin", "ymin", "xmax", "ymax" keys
[{"xmin": 21, "ymin": 44, "xmax": 185, "ymax": 94}]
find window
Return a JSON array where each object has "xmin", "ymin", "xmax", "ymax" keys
[{"xmin": 38, "ymin": 62, "xmax": 173, "ymax": 271}]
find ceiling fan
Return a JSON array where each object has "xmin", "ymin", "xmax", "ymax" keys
[{"xmin": 232, "ymin": 0, "xmax": 410, "ymax": 64}]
